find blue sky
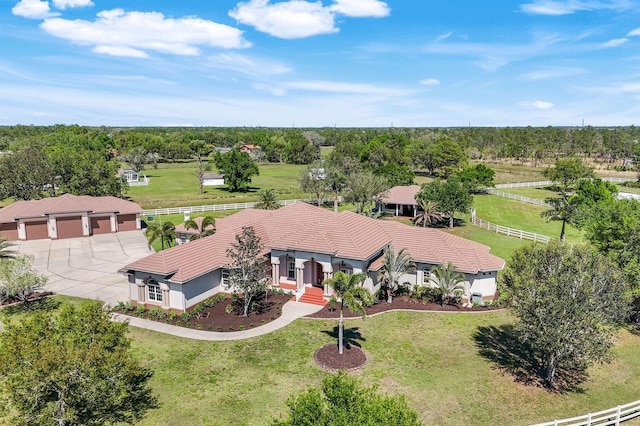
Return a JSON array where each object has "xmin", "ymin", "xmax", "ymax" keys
[{"xmin": 1, "ymin": 0, "xmax": 640, "ymax": 127}]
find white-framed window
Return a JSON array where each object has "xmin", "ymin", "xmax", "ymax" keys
[
  {"xmin": 221, "ymin": 269, "xmax": 230, "ymax": 289},
  {"xmin": 422, "ymin": 268, "xmax": 432, "ymax": 284},
  {"xmin": 287, "ymin": 261, "xmax": 296, "ymax": 280},
  {"xmin": 147, "ymin": 280, "xmax": 162, "ymax": 302}
]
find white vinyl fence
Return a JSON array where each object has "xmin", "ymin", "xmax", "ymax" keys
[
  {"xmin": 531, "ymin": 399, "xmax": 640, "ymax": 426},
  {"xmin": 494, "ymin": 177, "xmax": 635, "ymax": 190},
  {"xmin": 486, "ymin": 189, "xmax": 550, "ymax": 206},
  {"xmin": 470, "ymin": 215, "xmax": 551, "ymax": 244},
  {"xmin": 142, "ymin": 199, "xmax": 303, "ymax": 217}
]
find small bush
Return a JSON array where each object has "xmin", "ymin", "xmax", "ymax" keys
[
  {"xmin": 148, "ymin": 307, "xmax": 166, "ymax": 319},
  {"xmin": 168, "ymin": 311, "xmax": 178, "ymax": 321},
  {"xmin": 195, "ymin": 324, "xmax": 202, "ymax": 330},
  {"xmin": 328, "ymin": 296, "xmax": 338, "ymax": 312},
  {"xmin": 135, "ymin": 305, "xmax": 146, "ymax": 316},
  {"xmin": 239, "ymin": 325, "xmax": 245, "ymax": 330},
  {"xmin": 180, "ymin": 311, "xmax": 192, "ymax": 321},
  {"xmin": 249, "ymin": 323, "xmax": 254, "ymax": 328},
  {"xmin": 217, "ymin": 326, "xmax": 223, "ymax": 331},
  {"xmin": 228, "ymin": 326, "xmax": 234, "ymax": 331},
  {"xmin": 260, "ymin": 319, "xmax": 266, "ymax": 325},
  {"xmin": 225, "ymin": 304, "xmax": 234, "ymax": 314}
]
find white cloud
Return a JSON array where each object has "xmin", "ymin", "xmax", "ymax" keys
[
  {"xmin": 520, "ymin": 100, "xmax": 555, "ymax": 109},
  {"xmin": 230, "ymin": 0, "xmax": 390, "ymax": 39},
  {"xmin": 207, "ymin": 53, "xmax": 292, "ymax": 76},
  {"xmin": 40, "ymin": 9, "xmax": 250, "ymax": 58},
  {"xmin": 520, "ymin": 0, "xmax": 632, "ymax": 15},
  {"xmin": 329, "ymin": 0, "xmax": 390, "ymax": 17},
  {"xmin": 600, "ymin": 37, "xmax": 628, "ymax": 48},
  {"xmin": 284, "ymin": 80, "xmax": 411, "ymax": 96},
  {"xmin": 627, "ymin": 28, "xmax": 640, "ymax": 37},
  {"xmin": 229, "ymin": 0, "xmax": 337, "ymax": 39},
  {"xmin": 436, "ymin": 31, "xmax": 452, "ymax": 41},
  {"xmin": 521, "ymin": 67, "xmax": 587, "ymax": 80},
  {"xmin": 93, "ymin": 45, "xmax": 148, "ymax": 58},
  {"xmin": 52, "ymin": 0, "xmax": 93, "ymax": 9},
  {"xmin": 420, "ymin": 78, "xmax": 440, "ymax": 86},
  {"xmin": 12, "ymin": 0, "xmax": 58, "ymax": 19}
]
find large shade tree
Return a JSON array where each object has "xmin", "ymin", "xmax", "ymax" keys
[
  {"xmin": 502, "ymin": 241, "xmax": 629, "ymax": 389},
  {"xmin": 325, "ymin": 271, "xmax": 370, "ymax": 355},
  {"xmin": 214, "ymin": 150, "xmax": 259, "ymax": 192},
  {"xmin": 416, "ymin": 177, "xmax": 472, "ymax": 228},
  {"xmin": 0, "ymin": 301, "xmax": 156, "ymax": 425},
  {"xmin": 377, "ymin": 246, "xmax": 414, "ymax": 303}
]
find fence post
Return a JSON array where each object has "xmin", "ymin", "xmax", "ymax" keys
[
  {"xmin": 587, "ymin": 412, "xmax": 591, "ymax": 425},
  {"xmin": 616, "ymin": 405, "xmax": 621, "ymax": 425}
]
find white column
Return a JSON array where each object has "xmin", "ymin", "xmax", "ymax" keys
[
  {"xmin": 323, "ymin": 271, "xmax": 334, "ymax": 296},
  {"xmin": 136, "ymin": 281, "xmax": 146, "ymax": 303},
  {"xmin": 136, "ymin": 213, "xmax": 141, "ymax": 230},
  {"xmin": 81, "ymin": 214, "xmax": 90, "ymax": 237},
  {"xmin": 110, "ymin": 214, "xmax": 117, "ymax": 232},
  {"xmin": 49, "ymin": 216, "xmax": 57, "ymax": 239},
  {"xmin": 296, "ymin": 267, "xmax": 304, "ymax": 292},
  {"xmin": 160, "ymin": 282, "xmax": 170, "ymax": 309},
  {"xmin": 17, "ymin": 221, "xmax": 26, "ymax": 240},
  {"xmin": 271, "ymin": 260, "xmax": 280, "ymax": 287}
]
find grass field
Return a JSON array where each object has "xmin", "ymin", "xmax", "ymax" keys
[
  {"xmin": 472, "ymin": 194, "xmax": 583, "ymax": 244},
  {"xmin": 127, "ymin": 162, "xmax": 308, "ymax": 209},
  {"xmin": 498, "ymin": 186, "xmax": 560, "ymax": 200},
  {"xmin": 5, "ymin": 298, "xmax": 639, "ymax": 426}
]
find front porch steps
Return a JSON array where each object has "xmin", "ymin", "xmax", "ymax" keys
[{"xmin": 296, "ymin": 286, "xmax": 328, "ymax": 306}]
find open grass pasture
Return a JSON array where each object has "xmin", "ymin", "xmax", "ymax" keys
[
  {"xmin": 497, "ymin": 186, "xmax": 560, "ymax": 200},
  {"xmin": 478, "ymin": 162, "xmax": 547, "ymax": 184},
  {"xmin": 127, "ymin": 162, "xmax": 307, "ymax": 209},
  {"xmin": 125, "ymin": 310, "xmax": 640, "ymax": 426},
  {"xmin": 472, "ymin": 194, "xmax": 583, "ymax": 244}
]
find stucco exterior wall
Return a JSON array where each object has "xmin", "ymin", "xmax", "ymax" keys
[{"xmin": 183, "ymin": 270, "xmax": 221, "ymax": 309}]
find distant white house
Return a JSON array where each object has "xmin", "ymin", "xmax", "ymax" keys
[
  {"xmin": 202, "ymin": 173, "xmax": 225, "ymax": 186},
  {"xmin": 308, "ymin": 167, "xmax": 326, "ymax": 180},
  {"xmin": 117, "ymin": 169, "xmax": 150, "ymax": 187}
]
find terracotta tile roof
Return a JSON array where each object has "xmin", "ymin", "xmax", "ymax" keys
[
  {"xmin": 0, "ymin": 194, "xmax": 142, "ymax": 222},
  {"xmin": 381, "ymin": 185, "xmax": 421, "ymax": 206},
  {"xmin": 123, "ymin": 202, "xmax": 504, "ymax": 283},
  {"xmin": 374, "ymin": 221, "xmax": 505, "ymax": 274}
]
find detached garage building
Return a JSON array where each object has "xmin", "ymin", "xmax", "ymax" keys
[{"xmin": 0, "ymin": 194, "xmax": 142, "ymax": 241}]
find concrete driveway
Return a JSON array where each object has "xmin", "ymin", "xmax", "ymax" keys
[{"xmin": 15, "ymin": 231, "xmax": 153, "ymax": 307}]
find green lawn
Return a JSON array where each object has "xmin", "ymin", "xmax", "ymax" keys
[
  {"xmin": 123, "ymin": 310, "xmax": 640, "ymax": 426},
  {"xmin": 497, "ymin": 186, "xmax": 560, "ymax": 200},
  {"xmin": 128, "ymin": 162, "xmax": 308, "ymax": 209},
  {"xmin": 472, "ymin": 194, "xmax": 583, "ymax": 244}
]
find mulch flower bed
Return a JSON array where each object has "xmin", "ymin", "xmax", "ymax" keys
[
  {"xmin": 306, "ymin": 295, "xmax": 499, "ymax": 319},
  {"xmin": 314, "ymin": 343, "xmax": 367, "ymax": 372},
  {"xmin": 114, "ymin": 292, "xmax": 291, "ymax": 332}
]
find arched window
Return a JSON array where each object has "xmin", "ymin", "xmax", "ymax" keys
[{"xmin": 147, "ymin": 279, "xmax": 162, "ymax": 302}]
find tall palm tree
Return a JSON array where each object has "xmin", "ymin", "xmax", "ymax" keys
[
  {"xmin": 377, "ymin": 245, "xmax": 414, "ymax": 303},
  {"xmin": 255, "ymin": 189, "xmax": 281, "ymax": 210},
  {"xmin": 184, "ymin": 216, "xmax": 216, "ymax": 241},
  {"xmin": 429, "ymin": 262, "xmax": 465, "ymax": 306},
  {"xmin": 325, "ymin": 271, "xmax": 369, "ymax": 355},
  {"xmin": 413, "ymin": 200, "xmax": 443, "ymax": 227},
  {"xmin": 0, "ymin": 238, "xmax": 16, "ymax": 259},
  {"xmin": 541, "ymin": 195, "xmax": 576, "ymax": 242},
  {"xmin": 145, "ymin": 221, "xmax": 176, "ymax": 251}
]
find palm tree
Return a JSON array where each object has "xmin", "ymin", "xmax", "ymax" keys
[
  {"xmin": 145, "ymin": 221, "xmax": 176, "ymax": 251},
  {"xmin": 184, "ymin": 216, "xmax": 216, "ymax": 241},
  {"xmin": 0, "ymin": 238, "xmax": 16, "ymax": 259},
  {"xmin": 377, "ymin": 245, "xmax": 414, "ymax": 303},
  {"xmin": 255, "ymin": 189, "xmax": 281, "ymax": 210},
  {"xmin": 541, "ymin": 195, "xmax": 576, "ymax": 242},
  {"xmin": 429, "ymin": 262, "xmax": 465, "ymax": 306},
  {"xmin": 325, "ymin": 271, "xmax": 369, "ymax": 355},
  {"xmin": 413, "ymin": 200, "xmax": 444, "ymax": 227}
]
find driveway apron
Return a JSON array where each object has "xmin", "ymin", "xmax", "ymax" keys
[{"xmin": 15, "ymin": 231, "xmax": 153, "ymax": 307}]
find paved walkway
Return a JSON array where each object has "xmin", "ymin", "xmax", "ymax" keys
[
  {"xmin": 15, "ymin": 231, "xmax": 153, "ymax": 307},
  {"xmin": 112, "ymin": 300, "xmax": 324, "ymax": 341}
]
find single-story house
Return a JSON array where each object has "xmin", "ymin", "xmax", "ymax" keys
[
  {"xmin": 120, "ymin": 202, "xmax": 504, "ymax": 312},
  {"xmin": 175, "ymin": 216, "xmax": 216, "ymax": 245},
  {"xmin": 0, "ymin": 194, "xmax": 142, "ymax": 240},
  {"xmin": 202, "ymin": 173, "xmax": 225, "ymax": 187},
  {"xmin": 239, "ymin": 144, "xmax": 260, "ymax": 154},
  {"xmin": 378, "ymin": 185, "xmax": 421, "ymax": 217}
]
